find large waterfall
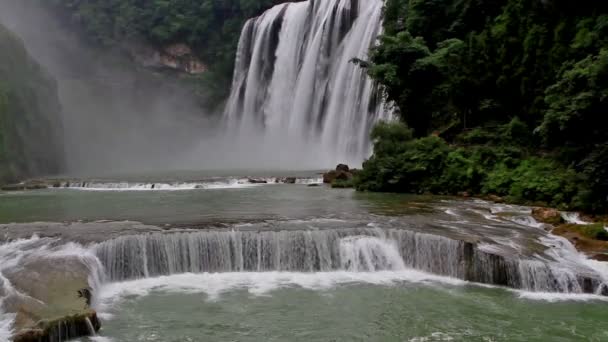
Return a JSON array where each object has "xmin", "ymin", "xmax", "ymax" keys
[{"xmin": 223, "ymin": 0, "xmax": 391, "ymax": 168}]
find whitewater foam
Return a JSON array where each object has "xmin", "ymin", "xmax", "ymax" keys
[
  {"xmin": 561, "ymin": 212, "xmax": 591, "ymax": 225},
  {"xmin": 96, "ymin": 270, "xmax": 466, "ymax": 308},
  {"xmin": 54, "ymin": 177, "xmax": 322, "ymax": 191}
]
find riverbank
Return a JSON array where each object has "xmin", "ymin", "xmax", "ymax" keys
[{"xmin": 322, "ymin": 163, "xmax": 608, "ymax": 261}]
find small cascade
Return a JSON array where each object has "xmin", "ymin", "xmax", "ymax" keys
[
  {"xmin": 52, "ymin": 177, "xmax": 322, "ymax": 191},
  {"xmin": 561, "ymin": 212, "xmax": 591, "ymax": 225},
  {"xmin": 224, "ymin": 0, "xmax": 391, "ymax": 168},
  {"xmin": 93, "ymin": 228, "xmax": 607, "ymax": 294},
  {"xmin": 339, "ymin": 236, "xmax": 406, "ymax": 271}
]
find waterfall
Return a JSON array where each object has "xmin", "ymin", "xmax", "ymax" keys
[
  {"xmin": 223, "ymin": 0, "xmax": 391, "ymax": 168},
  {"xmin": 93, "ymin": 228, "xmax": 607, "ymax": 295}
]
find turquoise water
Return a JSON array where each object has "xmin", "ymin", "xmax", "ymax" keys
[
  {"xmin": 2, "ymin": 173, "xmax": 607, "ymax": 342},
  {"xmin": 97, "ymin": 278, "xmax": 608, "ymax": 342}
]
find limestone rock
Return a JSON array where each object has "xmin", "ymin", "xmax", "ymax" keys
[{"xmin": 531, "ymin": 207, "xmax": 563, "ymax": 225}]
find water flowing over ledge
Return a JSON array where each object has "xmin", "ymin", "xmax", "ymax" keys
[
  {"xmin": 16, "ymin": 177, "xmax": 323, "ymax": 191},
  {"xmin": 94, "ymin": 228, "xmax": 607, "ymax": 295},
  {"xmin": 223, "ymin": 0, "xmax": 391, "ymax": 168}
]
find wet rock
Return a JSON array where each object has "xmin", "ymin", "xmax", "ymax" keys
[
  {"xmin": 323, "ymin": 164, "xmax": 354, "ymax": 184},
  {"xmin": 248, "ymin": 178, "xmax": 268, "ymax": 184},
  {"xmin": 284, "ymin": 177, "xmax": 297, "ymax": 184},
  {"xmin": 336, "ymin": 164, "xmax": 350, "ymax": 173},
  {"xmin": 531, "ymin": 207, "xmax": 563, "ymax": 225},
  {"xmin": 323, "ymin": 170, "xmax": 337, "ymax": 183},
  {"xmin": 3, "ymin": 254, "xmax": 102, "ymax": 341},
  {"xmin": 485, "ymin": 194, "xmax": 504, "ymax": 203},
  {"xmin": 307, "ymin": 184, "xmax": 320, "ymax": 187},
  {"xmin": 13, "ymin": 310, "xmax": 101, "ymax": 342}
]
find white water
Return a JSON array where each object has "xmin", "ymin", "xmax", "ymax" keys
[
  {"xmin": 224, "ymin": 0, "xmax": 391, "ymax": 168},
  {"xmin": 561, "ymin": 212, "xmax": 591, "ymax": 225},
  {"xmin": 339, "ymin": 236, "xmax": 407, "ymax": 271},
  {"xmin": 2, "ymin": 223, "xmax": 608, "ymax": 340},
  {"xmin": 97, "ymin": 271, "xmax": 465, "ymax": 308},
  {"xmin": 54, "ymin": 177, "xmax": 322, "ymax": 191}
]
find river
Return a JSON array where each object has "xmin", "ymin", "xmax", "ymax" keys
[{"xmin": 0, "ymin": 171, "xmax": 607, "ymax": 341}]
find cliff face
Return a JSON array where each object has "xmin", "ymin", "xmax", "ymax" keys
[{"xmin": 0, "ymin": 24, "xmax": 64, "ymax": 183}]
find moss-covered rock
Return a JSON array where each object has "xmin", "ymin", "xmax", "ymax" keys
[{"xmin": 0, "ymin": 24, "xmax": 64, "ymax": 185}]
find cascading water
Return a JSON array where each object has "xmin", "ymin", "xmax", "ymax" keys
[
  {"xmin": 2, "ymin": 225, "xmax": 608, "ymax": 341},
  {"xmin": 223, "ymin": 0, "xmax": 391, "ymax": 168},
  {"xmin": 93, "ymin": 228, "xmax": 607, "ymax": 294}
]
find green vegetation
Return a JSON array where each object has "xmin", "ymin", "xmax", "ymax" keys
[
  {"xmin": 559, "ymin": 223, "xmax": 608, "ymax": 241},
  {"xmin": 0, "ymin": 24, "xmax": 64, "ymax": 184},
  {"xmin": 43, "ymin": 0, "xmax": 291, "ymax": 106},
  {"xmin": 356, "ymin": 0, "xmax": 608, "ymax": 213}
]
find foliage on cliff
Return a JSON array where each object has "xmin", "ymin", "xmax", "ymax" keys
[
  {"xmin": 357, "ymin": 0, "xmax": 608, "ymax": 212},
  {"xmin": 0, "ymin": 24, "xmax": 64, "ymax": 183},
  {"xmin": 43, "ymin": 0, "xmax": 292, "ymax": 105}
]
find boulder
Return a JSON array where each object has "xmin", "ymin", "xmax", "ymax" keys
[
  {"xmin": 323, "ymin": 164, "xmax": 354, "ymax": 184},
  {"xmin": 283, "ymin": 177, "xmax": 297, "ymax": 184},
  {"xmin": 3, "ymin": 253, "xmax": 102, "ymax": 341},
  {"xmin": 248, "ymin": 178, "xmax": 268, "ymax": 184},
  {"xmin": 323, "ymin": 170, "xmax": 338, "ymax": 184},
  {"xmin": 531, "ymin": 207, "xmax": 563, "ymax": 225},
  {"xmin": 336, "ymin": 164, "xmax": 350, "ymax": 173}
]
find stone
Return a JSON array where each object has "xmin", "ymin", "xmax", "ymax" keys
[
  {"xmin": 486, "ymin": 194, "xmax": 504, "ymax": 203},
  {"xmin": 336, "ymin": 164, "xmax": 350, "ymax": 173},
  {"xmin": 248, "ymin": 178, "xmax": 268, "ymax": 184},
  {"xmin": 323, "ymin": 164, "xmax": 355, "ymax": 184},
  {"xmin": 323, "ymin": 170, "xmax": 337, "ymax": 184},
  {"xmin": 531, "ymin": 207, "xmax": 563, "ymax": 225},
  {"xmin": 3, "ymin": 253, "xmax": 102, "ymax": 341},
  {"xmin": 284, "ymin": 177, "xmax": 297, "ymax": 184}
]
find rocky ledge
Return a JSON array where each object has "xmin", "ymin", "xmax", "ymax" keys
[{"xmin": 531, "ymin": 207, "xmax": 608, "ymax": 261}]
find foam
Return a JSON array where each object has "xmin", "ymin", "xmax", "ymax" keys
[
  {"xmin": 96, "ymin": 270, "xmax": 466, "ymax": 310},
  {"xmin": 54, "ymin": 177, "xmax": 323, "ymax": 191},
  {"xmin": 0, "ymin": 311, "xmax": 14, "ymax": 342},
  {"xmin": 516, "ymin": 290, "xmax": 608, "ymax": 302},
  {"xmin": 561, "ymin": 212, "xmax": 591, "ymax": 225}
]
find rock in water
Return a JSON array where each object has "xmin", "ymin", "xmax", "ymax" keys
[
  {"xmin": 336, "ymin": 164, "xmax": 350, "ymax": 173},
  {"xmin": 2, "ymin": 249, "xmax": 102, "ymax": 341},
  {"xmin": 323, "ymin": 164, "xmax": 354, "ymax": 184},
  {"xmin": 284, "ymin": 177, "xmax": 297, "ymax": 184},
  {"xmin": 531, "ymin": 207, "xmax": 563, "ymax": 225}
]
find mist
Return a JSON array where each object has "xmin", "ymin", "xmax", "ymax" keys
[
  {"xmin": 0, "ymin": 0, "xmax": 385, "ymax": 176},
  {"xmin": 0, "ymin": 0, "xmax": 231, "ymax": 176}
]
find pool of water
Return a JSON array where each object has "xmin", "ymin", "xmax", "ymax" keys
[
  {"xmin": 1, "ymin": 171, "xmax": 607, "ymax": 342},
  {"xmin": 94, "ymin": 274, "xmax": 608, "ymax": 342}
]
